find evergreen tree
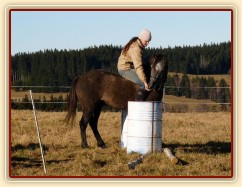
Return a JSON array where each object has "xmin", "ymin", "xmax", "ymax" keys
[
  {"xmin": 190, "ymin": 76, "xmax": 200, "ymax": 99},
  {"xmin": 165, "ymin": 74, "xmax": 176, "ymax": 95},
  {"xmin": 180, "ymin": 74, "xmax": 191, "ymax": 98},
  {"xmin": 173, "ymin": 74, "xmax": 181, "ymax": 96},
  {"xmin": 198, "ymin": 77, "xmax": 207, "ymax": 99},
  {"xmin": 206, "ymin": 76, "xmax": 217, "ymax": 101},
  {"xmin": 218, "ymin": 78, "xmax": 231, "ymax": 111}
]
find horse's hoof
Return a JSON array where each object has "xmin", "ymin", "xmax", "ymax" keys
[
  {"xmin": 98, "ymin": 143, "xmax": 107, "ymax": 149},
  {"xmin": 81, "ymin": 144, "xmax": 90, "ymax": 149}
]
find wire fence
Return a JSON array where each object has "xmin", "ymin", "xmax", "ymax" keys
[{"xmin": 10, "ymin": 85, "xmax": 232, "ymax": 112}]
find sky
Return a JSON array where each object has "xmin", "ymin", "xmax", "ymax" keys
[{"xmin": 11, "ymin": 10, "xmax": 231, "ymax": 55}]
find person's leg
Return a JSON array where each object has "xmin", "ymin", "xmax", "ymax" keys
[
  {"xmin": 118, "ymin": 69, "xmax": 144, "ymax": 89},
  {"xmin": 118, "ymin": 69, "xmax": 149, "ymax": 101}
]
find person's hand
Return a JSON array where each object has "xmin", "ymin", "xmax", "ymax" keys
[{"xmin": 144, "ymin": 81, "xmax": 150, "ymax": 91}]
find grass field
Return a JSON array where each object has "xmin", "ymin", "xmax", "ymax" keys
[
  {"xmin": 10, "ymin": 110, "xmax": 232, "ymax": 177},
  {"xmin": 11, "ymin": 90, "xmax": 68, "ymax": 100}
]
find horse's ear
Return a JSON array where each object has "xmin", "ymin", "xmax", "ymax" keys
[
  {"xmin": 152, "ymin": 54, "xmax": 158, "ymax": 60},
  {"xmin": 149, "ymin": 54, "xmax": 157, "ymax": 66}
]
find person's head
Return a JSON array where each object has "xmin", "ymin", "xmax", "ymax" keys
[
  {"xmin": 122, "ymin": 29, "xmax": 152, "ymax": 55},
  {"xmin": 138, "ymin": 29, "xmax": 152, "ymax": 47}
]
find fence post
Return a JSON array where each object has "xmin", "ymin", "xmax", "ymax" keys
[{"xmin": 29, "ymin": 90, "xmax": 47, "ymax": 174}]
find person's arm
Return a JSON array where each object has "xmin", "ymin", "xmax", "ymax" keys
[
  {"xmin": 143, "ymin": 81, "xmax": 150, "ymax": 91},
  {"xmin": 129, "ymin": 46, "xmax": 149, "ymax": 89}
]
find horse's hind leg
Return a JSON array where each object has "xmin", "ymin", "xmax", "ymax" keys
[
  {"xmin": 89, "ymin": 104, "xmax": 106, "ymax": 148},
  {"xmin": 79, "ymin": 115, "xmax": 90, "ymax": 148}
]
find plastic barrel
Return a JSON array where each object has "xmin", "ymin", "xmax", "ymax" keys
[
  {"xmin": 127, "ymin": 101, "xmax": 162, "ymax": 155},
  {"xmin": 121, "ymin": 109, "xmax": 128, "ymax": 148}
]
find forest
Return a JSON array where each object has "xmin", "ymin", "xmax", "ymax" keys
[
  {"xmin": 11, "ymin": 41, "xmax": 231, "ymax": 111},
  {"xmin": 11, "ymin": 41, "xmax": 231, "ymax": 89}
]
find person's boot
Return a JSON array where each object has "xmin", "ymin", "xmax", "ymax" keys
[{"xmin": 135, "ymin": 89, "xmax": 150, "ymax": 101}]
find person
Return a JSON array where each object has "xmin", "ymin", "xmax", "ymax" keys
[{"xmin": 117, "ymin": 29, "xmax": 152, "ymax": 100}]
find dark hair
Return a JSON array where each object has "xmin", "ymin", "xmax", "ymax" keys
[{"xmin": 122, "ymin": 37, "xmax": 139, "ymax": 55}]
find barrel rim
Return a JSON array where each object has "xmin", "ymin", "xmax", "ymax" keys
[{"xmin": 128, "ymin": 101, "xmax": 163, "ymax": 103}]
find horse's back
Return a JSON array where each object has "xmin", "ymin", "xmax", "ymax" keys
[{"xmin": 75, "ymin": 69, "xmax": 138, "ymax": 109}]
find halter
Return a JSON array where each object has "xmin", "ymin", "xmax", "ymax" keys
[
  {"xmin": 148, "ymin": 54, "xmax": 168, "ymax": 92},
  {"xmin": 150, "ymin": 74, "xmax": 165, "ymax": 91}
]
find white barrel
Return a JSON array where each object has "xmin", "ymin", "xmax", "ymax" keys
[
  {"xmin": 121, "ymin": 110, "xmax": 128, "ymax": 148},
  {"xmin": 127, "ymin": 101, "xmax": 162, "ymax": 155}
]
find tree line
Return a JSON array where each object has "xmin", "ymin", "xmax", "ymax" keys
[
  {"xmin": 166, "ymin": 74, "xmax": 230, "ymax": 110},
  {"xmin": 11, "ymin": 41, "xmax": 231, "ymax": 111},
  {"xmin": 11, "ymin": 41, "xmax": 231, "ymax": 92}
]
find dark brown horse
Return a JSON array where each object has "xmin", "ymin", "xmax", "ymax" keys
[{"xmin": 65, "ymin": 54, "xmax": 168, "ymax": 149}]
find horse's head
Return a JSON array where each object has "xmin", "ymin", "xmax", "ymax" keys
[{"xmin": 148, "ymin": 54, "xmax": 169, "ymax": 90}]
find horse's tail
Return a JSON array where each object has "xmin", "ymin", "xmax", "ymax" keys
[{"xmin": 65, "ymin": 76, "xmax": 79, "ymax": 124}]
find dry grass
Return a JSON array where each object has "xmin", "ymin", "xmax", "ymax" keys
[
  {"xmin": 163, "ymin": 95, "xmax": 220, "ymax": 111},
  {"xmin": 10, "ymin": 110, "xmax": 232, "ymax": 177},
  {"xmin": 11, "ymin": 90, "xmax": 68, "ymax": 100}
]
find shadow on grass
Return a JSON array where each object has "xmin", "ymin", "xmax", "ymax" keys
[
  {"xmin": 11, "ymin": 155, "xmax": 72, "ymax": 168},
  {"xmin": 163, "ymin": 141, "xmax": 231, "ymax": 166},
  {"xmin": 11, "ymin": 143, "xmax": 73, "ymax": 169},
  {"xmin": 11, "ymin": 156, "xmax": 72, "ymax": 169},
  {"xmin": 11, "ymin": 143, "xmax": 49, "ymax": 153},
  {"xmin": 10, "ymin": 141, "xmax": 231, "ymax": 169},
  {"xmin": 163, "ymin": 141, "xmax": 231, "ymax": 155}
]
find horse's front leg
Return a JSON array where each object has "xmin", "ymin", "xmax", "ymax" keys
[
  {"xmin": 89, "ymin": 117, "xmax": 106, "ymax": 148},
  {"xmin": 79, "ymin": 116, "xmax": 90, "ymax": 148}
]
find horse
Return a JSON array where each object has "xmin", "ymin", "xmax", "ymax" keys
[{"xmin": 65, "ymin": 54, "xmax": 168, "ymax": 149}]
